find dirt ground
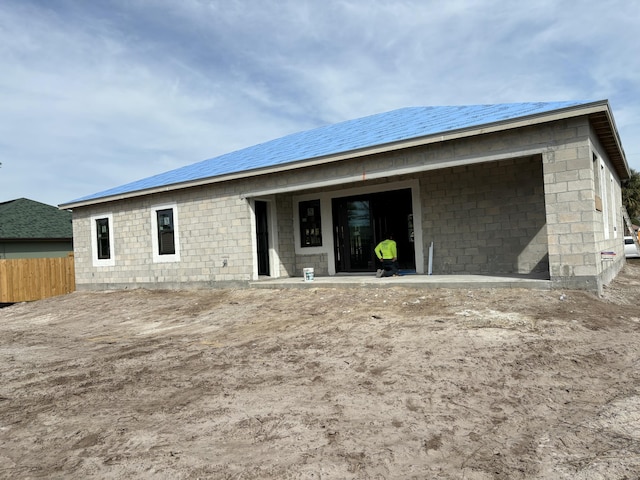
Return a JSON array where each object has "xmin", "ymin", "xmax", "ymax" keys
[{"xmin": 1, "ymin": 265, "xmax": 640, "ymax": 480}]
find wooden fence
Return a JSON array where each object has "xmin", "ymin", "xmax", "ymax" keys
[{"xmin": 0, "ymin": 254, "xmax": 75, "ymax": 302}]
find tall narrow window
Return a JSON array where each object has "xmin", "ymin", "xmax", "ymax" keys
[
  {"xmin": 601, "ymin": 162, "xmax": 610, "ymax": 239},
  {"xmin": 96, "ymin": 218, "xmax": 110, "ymax": 259},
  {"xmin": 91, "ymin": 213, "xmax": 115, "ymax": 267},
  {"xmin": 593, "ymin": 153, "xmax": 603, "ymax": 211},
  {"xmin": 299, "ymin": 199, "xmax": 322, "ymax": 247},
  {"xmin": 156, "ymin": 208, "xmax": 176, "ymax": 255},
  {"xmin": 610, "ymin": 173, "xmax": 617, "ymax": 239},
  {"xmin": 151, "ymin": 204, "xmax": 180, "ymax": 263}
]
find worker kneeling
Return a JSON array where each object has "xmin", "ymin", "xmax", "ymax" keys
[{"xmin": 375, "ymin": 232, "xmax": 399, "ymax": 278}]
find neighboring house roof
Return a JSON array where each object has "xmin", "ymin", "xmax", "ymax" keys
[
  {"xmin": 61, "ymin": 99, "xmax": 628, "ymax": 208},
  {"xmin": 0, "ymin": 198, "xmax": 72, "ymax": 240}
]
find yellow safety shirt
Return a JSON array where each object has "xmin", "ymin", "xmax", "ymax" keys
[{"xmin": 375, "ymin": 239, "xmax": 397, "ymax": 260}]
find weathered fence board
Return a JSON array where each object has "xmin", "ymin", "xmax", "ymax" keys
[{"xmin": 0, "ymin": 255, "xmax": 75, "ymax": 302}]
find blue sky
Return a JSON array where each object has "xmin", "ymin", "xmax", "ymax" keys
[{"xmin": 1, "ymin": 0, "xmax": 639, "ymax": 207}]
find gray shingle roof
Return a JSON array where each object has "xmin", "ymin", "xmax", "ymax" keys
[
  {"xmin": 66, "ymin": 100, "xmax": 594, "ymax": 204},
  {"xmin": 0, "ymin": 198, "xmax": 72, "ymax": 240}
]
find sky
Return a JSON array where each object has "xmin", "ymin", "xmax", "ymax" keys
[{"xmin": 1, "ymin": 0, "xmax": 639, "ymax": 207}]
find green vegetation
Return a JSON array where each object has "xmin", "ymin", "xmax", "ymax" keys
[{"xmin": 623, "ymin": 168, "xmax": 640, "ymax": 221}]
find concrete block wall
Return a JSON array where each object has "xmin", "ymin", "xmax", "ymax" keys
[
  {"xmin": 293, "ymin": 253, "xmax": 330, "ymax": 277},
  {"xmin": 543, "ymin": 144, "xmax": 597, "ymax": 287},
  {"xmin": 275, "ymin": 193, "xmax": 295, "ymax": 277},
  {"xmin": 73, "ymin": 185, "xmax": 255, "ymax": 290},
  {"xmin": 419, "ymin": 156, "xmax": 548, "ymax": 275},
  {"xmin": 543, "ymin": 118, "xmax": 625, "ymax": 291}
]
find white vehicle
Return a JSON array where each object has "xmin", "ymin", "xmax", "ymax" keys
[{"xmin": 624, "ymin": 236, "xmax": 640, "ymax": 258}]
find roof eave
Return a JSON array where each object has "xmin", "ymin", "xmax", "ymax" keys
[{"xmin": 585, "ymin": 105, "xmax": 629, "ymax": 180}]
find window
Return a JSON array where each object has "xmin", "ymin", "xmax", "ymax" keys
[
  {"xmin": 90, "ymin": 213, "xmax": 115, "ymax": 267},
  {"xmin": 299, "ymin": 199, "xmax": 322, "ymax": 247},
  {"xmin": 594, "ymin": 156, "xmax": 618, "ymax": 240},
  {"xmin": 151, "ymin": 204, "xmax": 181, "ymax": 263},
  {"xmin": 156, "ymin": 208, "xmax": 176, "ymax": 255},
  {"xmin": 600, "ymin": 162, "xmax": 610, "ymax": 239},
  {"xmin": 593, "ymin": 153, "xmax": 603, "ymax": 211},
  {"xmin": 610, "ymin": 173, "xmax": 617, "ymax": 239},
  {"xmin": 96, "ymin": 218, "xmax": 110, "ymax": 259}
]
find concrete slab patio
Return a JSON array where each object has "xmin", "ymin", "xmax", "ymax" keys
[{"xmin": 249, "ymin": 273, "xmax": 552, "ymax": 290}]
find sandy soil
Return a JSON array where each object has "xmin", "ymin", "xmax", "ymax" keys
[{"xmin": 1, "ymin": 265, "xmax": 640, "ymax": 480}]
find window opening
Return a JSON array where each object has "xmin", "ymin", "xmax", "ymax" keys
[
  {"xmin": 91, "ymin": 213, "xmax": 114, "ymax": 266},
  {"xmin": 96, "ymin": 218, "xmax": 110, "ymax": 260},
  {"xmin": 299, "ymin": 199, "xmax": 322, "ymax": 247},
  {"xmin": 157, "ymin": 208, "xmax": 176, "ymax": 255},
  {"xmin": 601, "ymin": 162, "xmax": 610, "ymax": 239},
  {"xmin": 593, "ymin": 153, "xmax": 603, "ymax": 211}
]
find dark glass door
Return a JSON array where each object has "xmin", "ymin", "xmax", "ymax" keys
[
  {"xmin": 255, "ymin": 201, "xmax": 270, "ymax": 276},
  {"xmin": 333, "ymin": 189, "xmax": 415, "ymax": 273},
  {"xmin": 333, "ymin": 198, "xmax": 374, "ymax": 272}
]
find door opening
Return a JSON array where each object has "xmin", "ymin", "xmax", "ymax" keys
[
  {"xmin": 333, "ymin": 189, "xmax": 415, "ymax": 273},
  {"xmin": 255, "ymin": 201, "xmax": 270, "ymax": 276}
]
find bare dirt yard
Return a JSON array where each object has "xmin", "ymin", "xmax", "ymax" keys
[{"xmin": 2, "ymin": 265, "xmax": 640, "ymax": 480}]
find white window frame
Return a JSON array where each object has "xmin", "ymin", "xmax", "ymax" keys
[
  {"xmin": 292, "ymin": 194, "xmax": 331, "ymax": 257},
  {"xmin": 600, "ymin": 160, "xmax": 610, "ymax": 239},
  {"xmin": 610, "ymin": 172, "xmax": 617, "ymax": 239},
  {"xmin": 150, "ymin": 203, "xmax": 181, "ymax": 263},
  {"xmin": 90, "ymin": 213, "xmax": 115, "ymax": 267}
]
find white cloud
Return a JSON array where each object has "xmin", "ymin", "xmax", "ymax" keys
[{"xmin": 1, "ymin": 0, "xmax": 639, "ymax": 206}]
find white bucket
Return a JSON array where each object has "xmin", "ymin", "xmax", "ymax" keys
[{"xmin": 303, "ymin": 267, "xmax": 314, "ymax": 282}]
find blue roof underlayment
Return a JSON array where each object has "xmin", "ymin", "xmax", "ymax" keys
[{"xmin": 68, "ymin": 100, "xmax": 592, "ymax": 204}]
